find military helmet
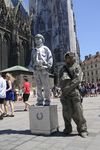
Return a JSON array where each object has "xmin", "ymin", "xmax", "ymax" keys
[
  {"xmin": 64, "ymin": 51, "xmax": 75, "ymax": 59},
  {"xmin": 64, "ymin": 51, "xmax": 76, "ymax": 63},
  {"xmin": 34, "ymin": 34, "xmax": 45, "ymax": 43}
]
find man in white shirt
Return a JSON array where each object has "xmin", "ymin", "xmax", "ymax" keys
[
  {"xmin": 29, "ymin": 34, "xmax": 53, "ymax": 106},
  {"xmin": 0, "ymin": 73, "xmax": 6, "ymax": 120}
]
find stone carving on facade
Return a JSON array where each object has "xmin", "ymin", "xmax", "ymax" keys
[
  {"xmin": 0, "ymin": 1, "xmax": 7, "ymax": 26},
  {"xmin": 0, "ymin": 0, "xmax": 32, "ymax": 69},
  {"xmin": 29, "ymin": 0, "xmax": 80, "ymax": 85},
  {"xmin": 0, "ymin": 0, "xmax": 32, "ymax": 37},
  {"xmin": 29, "ymin": 0, "xmax": 71, "ymax": 62}
]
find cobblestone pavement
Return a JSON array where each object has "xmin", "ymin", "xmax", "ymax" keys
[{"xmin": 0, "ymin": 94, "xmax": 100, "ymax": 150}]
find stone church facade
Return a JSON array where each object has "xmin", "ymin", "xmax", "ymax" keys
[
  {"xmin": 0, "ymin": 0, "xmax": 32, "ymax": 71},
  {"xmin": 29, "ymin": 0, "xmax": 80, "ymax": 83},
  {"xmin": 29, "ymin": 0, "xmax": 80, "ymax": 64},
  {"xmin": 0, "ymin": 0, "xmax": 80, "ymax": 85}
]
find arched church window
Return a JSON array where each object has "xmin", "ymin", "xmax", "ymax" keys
[{"xmin": 2, "ymin": 34, "xmax": 9, "ymax": 69}]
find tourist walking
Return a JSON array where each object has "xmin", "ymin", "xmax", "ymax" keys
[
  {"xmin": 22, "ymin": 77, "xmax": 31, "ymax": 111},
  {"xmin": 0, "ymin": 73, "xmax": 6, "ymax": 120},
  {"xmin": 4, "ymin": 73, "xmax": 15, "ymax": 117}
]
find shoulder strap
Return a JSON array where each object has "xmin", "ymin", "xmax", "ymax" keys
[{"xmin": 64, "ymin": 65, "xmax": 73, "ymax": 79}]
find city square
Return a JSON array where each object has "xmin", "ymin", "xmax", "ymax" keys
[
  {"xmin": 0, "ymin": 0, "xmax": 100, "ymax": 150},
  {"xmin": 0, "ymin": 94, "xmax": 100, "ymax": 150}
]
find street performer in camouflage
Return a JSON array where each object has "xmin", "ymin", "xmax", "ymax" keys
[{"xmin": 59, "ymin": 51, "xmax": 88, "ymax": 138}]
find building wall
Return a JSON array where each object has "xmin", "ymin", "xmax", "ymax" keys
[
  {"xmin": 0, "ymin": 28, "xmax": 10, "ymax": 70},
  {"xmin": 0, "ymin": 0, "xmax": 31, "ymax": 70},
  {"xmin": 67, "ymin": 0, "xmax": 76, "ymax": 53},
  {"xmin": 29, "ymin": 0, "xmax": 79, "ymax": 85},
  {"xmin": 82, "ymin": 52, "xmax": 100, "ymax": 83},
  {"xmin": 29, "ymin": 0, "xmax": 79, "ymax": 62}
]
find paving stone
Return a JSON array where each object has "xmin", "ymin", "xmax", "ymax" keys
[{"xmin": 0, "ymin": 96, "xmax": 100, "ymax": 150}]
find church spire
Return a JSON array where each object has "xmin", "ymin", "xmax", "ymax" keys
[{"xmin": 13, "ymin": 0, "xmax": 23, "ymax": 23}]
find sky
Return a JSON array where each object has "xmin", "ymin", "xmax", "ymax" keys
[
  {"xmin": 23, "ymin": 0, "xmax": 100, "ymax": 60},
  {"xmin": 73, "ymin": 0, "xmax": 100, "ymax": 60},
  {"xmin": 23, "ymin": 0, "xmax": 29, "ymax": 13}
]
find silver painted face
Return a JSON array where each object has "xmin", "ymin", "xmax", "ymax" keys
[{"xmin": 35, "ymin": 38, "xmax": 43, "ymax": 46}]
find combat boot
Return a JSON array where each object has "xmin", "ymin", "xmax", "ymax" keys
[
  {"xmin": 63, "ymin": 128, "xmax": 72, "ymax": 135},
  {"xmin": 79, "ymin": 131, "xmax": 88, "ymax": 138}
]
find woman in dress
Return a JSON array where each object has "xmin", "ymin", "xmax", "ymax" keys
[{"xmin": 4, "ymin": 73, "xmax": 15, "ymax": 117}]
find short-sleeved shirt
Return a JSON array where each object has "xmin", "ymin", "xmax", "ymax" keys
[
  {"xmin": 0, "ymin": 76, "xmax": 6, "ymax": 99},
  {"xmin": 23, "ymin": 82, "xmax": 30, "ymax": 94}
]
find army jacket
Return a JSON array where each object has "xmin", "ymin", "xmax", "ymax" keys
[{"xmin": 59, "ymin": 62, "xmax": 83, "ymax": 96}]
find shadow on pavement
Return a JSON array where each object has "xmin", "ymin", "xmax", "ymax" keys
[
  {"xmin": 49, "ymin": 131, "xmax": 78, "ymax": 137},
  {"xmin": 14, "ymin": 110, "xmax": 25, "ymax": 112},
  {"xmin": 0, "ymin": 130, "xmax": 78, "ymax": 137},
  {"xmin": 0, "ymin": 129, "xmax": 32, "ymax": 135}
]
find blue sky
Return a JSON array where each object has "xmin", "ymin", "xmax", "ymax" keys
[
  {"xmin": 73, "ymin": 0, "xmax": 100, "ymax": 60},
  {"xmin": 23, "ymin": 0, "xmax": 100, "ymax": 60},
  {"xmin": 23, "ymin": 0, "xmax": 29, "ymax": 12}
]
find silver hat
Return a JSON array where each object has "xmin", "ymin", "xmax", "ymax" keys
[{"xmin": 34, "ymin": 34, "xmax": 45, "ymax": 42}]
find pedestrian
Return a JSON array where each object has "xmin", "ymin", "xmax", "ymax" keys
[
  {"xmin": 33, "ymin": 87, "xmax": 36, "ymax": 97},
  {"xmin": 22, "ymin": 77, "xmax": 31, "ymax": 111},
  {"xmin": 79, "ymin": 82, "xmax": 86, "ymax": 102},
  {"xmin": 29, "ymin": 34, "xmax": 53, "ymax": 106},
  {"xmin": 4, "ymin": 73, "xmax": 15, "ymax": 117},
  {"xmin": 59, "ymin": 51, "xmax": 88, "ymax": 138},
  {"xmin": 0, "ymin": 73, "xmax": 6, "ymax": 120}
]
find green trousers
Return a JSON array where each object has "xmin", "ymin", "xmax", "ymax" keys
[{"xmin": 60, "ymin": 95, "xmax": 87, "ymax": 133}]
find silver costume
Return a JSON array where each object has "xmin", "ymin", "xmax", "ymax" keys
[{"xmin": 29, "ymin": 34, "xmax": 53, "ymax": 106}]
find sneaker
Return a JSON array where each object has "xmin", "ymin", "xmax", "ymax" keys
[
  {"xmin": 24, "ymin": 109, "xmax": 27, "ymax": 111},
  {"xmin": 63, "ymin": 128, "xmax": 72, "ymax": 135},
  {"xmin": 36, "ymin": 103, "xmax": 43, "ymax": 106},
  {"xmin": 3, "ymin": 113, "xmax": 9, "ymax": 117},
  {"xmin": 44, "ymin": 100, "xmax": 50, "ymax": 106},
  {"xmin": 44, "ymin": 103, "xmax": 50, "ymax": 106},
  {"xmin": 0, "ymin": 115, "xmax": 3, "ymax": 120},
  {"xmin": 9, "ymin": 114, "xmax": 14, "ymax": 117},
  {"xmin": 79, "ymin": 131, "xmax": 88, "ymax": 138}
]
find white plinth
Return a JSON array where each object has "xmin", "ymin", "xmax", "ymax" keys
[{"xmin": 29, "ymin": 105, "xmax": 59, "ymax": 135}]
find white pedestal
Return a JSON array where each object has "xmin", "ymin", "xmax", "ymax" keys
[{"xmin": 29, "ymin": 105, "xmax": 59, "ymax": 135}]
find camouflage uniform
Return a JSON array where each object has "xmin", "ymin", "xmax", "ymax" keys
[{"xmin": 59, "ymin": 53, "xmax": 87, "ymax": 135}]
